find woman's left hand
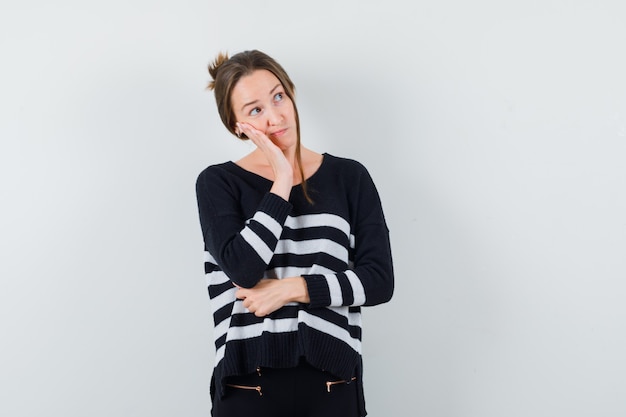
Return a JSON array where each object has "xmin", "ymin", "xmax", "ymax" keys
[{"xmin": 235, "ymin": 278, "xmax": 310, "ymax": 317}]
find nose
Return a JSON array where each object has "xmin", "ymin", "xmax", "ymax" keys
[{"xmin": 265, "ymin": 107, "xmax": 282, "ymax": 126}]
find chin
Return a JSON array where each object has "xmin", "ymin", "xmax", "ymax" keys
[{"xmin": 271, "ymin": 136, "xmax": 297, "ymax": 150}]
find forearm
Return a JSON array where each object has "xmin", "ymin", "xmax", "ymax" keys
[
  {"xmin": 198, "ymin": 186, "xmax": 293, "ymax": 288},
  {"xmin": 303, "ymin": 223, "xmax": 394, "ymax": 308},
  {"xmin": 236, "ymin": 276, "xmax": 310, "ymax": 317}
]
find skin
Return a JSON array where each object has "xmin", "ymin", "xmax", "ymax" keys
[{"xmin": 229, "ymin": 69, "xmax": 324, "ymax": 317}]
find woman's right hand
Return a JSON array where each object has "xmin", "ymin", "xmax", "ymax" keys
[
  {"xmin": 237, "ymin": 122, "xmax": 293, "ymax": 200},
  {"xmin": 234, "ymin": 277, "xmax": 309, "ymax": 317}
]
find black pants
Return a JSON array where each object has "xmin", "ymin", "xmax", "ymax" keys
[{"xmin": 212, "ymin": 361, "xmax": 360, "ymax": 417}]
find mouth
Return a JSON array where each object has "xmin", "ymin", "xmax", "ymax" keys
[{"xmin": 269, "ymin": 128, "xmax": 287, "ymax": 138}]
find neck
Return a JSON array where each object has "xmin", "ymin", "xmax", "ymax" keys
[{"xmin": 282, "ymin": 148, "xmax": 299, "ymax": 170}]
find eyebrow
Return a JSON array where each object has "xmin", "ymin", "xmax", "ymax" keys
[{"xmin": 240, "ymin": 83, "xmax": 282, "ymax": 112}]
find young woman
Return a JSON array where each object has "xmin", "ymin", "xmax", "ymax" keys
[{"xmin": 196, "ymin": 49, "xmax": 394, "ymax": 417}]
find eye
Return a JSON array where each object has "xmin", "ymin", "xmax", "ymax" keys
[
  {"xmin": 249, "ymin": 107, "xmax": 261, "ymax": 116},
  {"xmin": 274, "ymin": 92, "xmax": 284, "ymax": 102}
]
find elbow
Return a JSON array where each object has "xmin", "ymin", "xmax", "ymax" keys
[
  {"xmin": 222, "ymin": 267, "xmax": 262, "ymax": 289},
  {"xmin": 382, "ymin": 281, "xmax": 394, "ymax": 303},
  {"xmin": 231, "ymin": 278, "xmax": 258, "ymax": 289},
  {"xmin": 378, "ymin": 264, "xmax": 395, "ymax": 304},
  {"xmin": 365, "ymin": 272, "xmax": 394, "ymax": 306},
  {"xmin": 379, "ymin": 280, "xmax": 395, "ymax": 305},
  {"xmin": 217, "ymin": 248, "xmax": 264, "ymax": 288}
]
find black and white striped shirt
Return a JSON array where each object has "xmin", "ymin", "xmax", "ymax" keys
[{"xmin": 196, "ymin": 153, "xmax": 394, "ymax": 409}]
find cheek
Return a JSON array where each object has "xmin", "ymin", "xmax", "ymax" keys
[
  {"xmin": 288, "ymin": 104, "xmax": 297, "ymax": 123},
  {"xmin": 234, "ymin": 113, "xmax": 258, "ymax": 129},
  {"xmin": 240, "ymin": 121, "xmax": 267, "ymax": 137}
]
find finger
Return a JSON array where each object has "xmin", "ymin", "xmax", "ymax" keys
[
  {"xmin": 238, "ymin": 123, "xmax": 271, "ymax": 148},
  {"xmin": 236, "ymin": 122, "xmax": 257, "ymax": 138},
  {"xmin": 244, "ymin": 300, "xmax": 258, "ymax": 314},
  {"xmin": 237, "ymin": 122, "xmax": 259, "ymax": 139}
]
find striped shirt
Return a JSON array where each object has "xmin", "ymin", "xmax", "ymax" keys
[{"xmin": 196, "ymin": 153, "xmax": 394, "ymax": 413}]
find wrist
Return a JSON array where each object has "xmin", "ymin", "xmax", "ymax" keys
[
  {"xmin": 270, "ymin": 177, "xmax": 293, "ymax": 201},
  {"xmin": 285, "ymin": 277, "xmax": 310, "ymax": 304}
]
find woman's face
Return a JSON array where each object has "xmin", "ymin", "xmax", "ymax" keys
[{"xmin": 231, "ymin": 69, "xmax": 297, "ymax": 150}]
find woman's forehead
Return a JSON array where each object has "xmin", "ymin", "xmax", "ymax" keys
[{"xmin": 232, "ymin": 70, "xmax": 282, "ymax": 107}]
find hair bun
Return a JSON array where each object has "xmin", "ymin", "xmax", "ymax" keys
[{"xmin": 207, "ymin": 52, "xmax": 229, "ymax": 90}]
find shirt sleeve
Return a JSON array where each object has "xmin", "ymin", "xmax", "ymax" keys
[
  {"xmin": 196, "ymin": 167, "xmax": 293, "ymax": 288},
  {"xmin": 301, "ymin": 164, "xmax": 394, "ymax": 308}
]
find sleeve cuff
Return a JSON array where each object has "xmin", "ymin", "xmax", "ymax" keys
[
  {"xmin": 302, "ymin": 274, "xmax": 331, "ymax": 308},
  {"xmin": 258, "ymin": 192, "xmax": 293, "ymax": 224}
]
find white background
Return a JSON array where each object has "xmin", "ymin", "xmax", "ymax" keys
[{"xmin": 1, "ymin": 1, "xmax": 625, "ymax": 416}]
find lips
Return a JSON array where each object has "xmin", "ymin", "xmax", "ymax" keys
[{"xmin": 269, "ymin": 128, "xmax": 287, "ymax": 138}]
